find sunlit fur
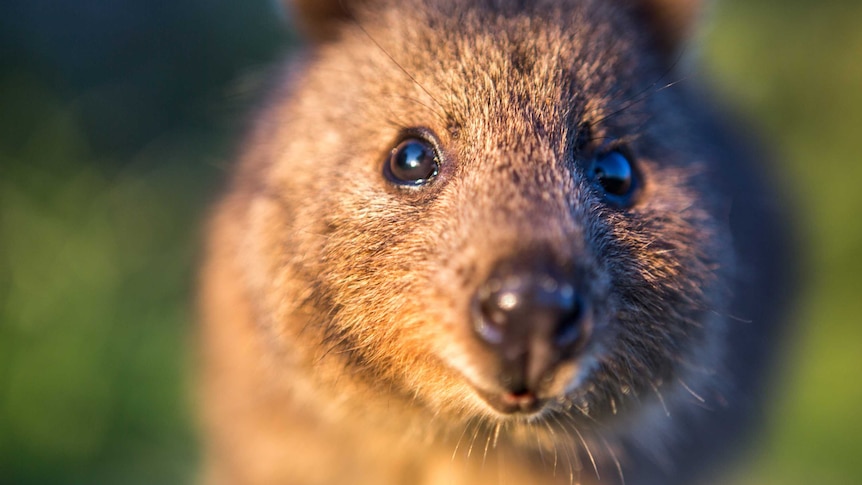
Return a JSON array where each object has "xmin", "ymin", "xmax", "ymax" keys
[{"xmin": 198, "ymin": 0, "xmax": 793, "ymax": 484}]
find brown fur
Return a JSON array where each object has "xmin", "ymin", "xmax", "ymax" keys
[{"xmin": 198, "ymin": 1, "xmax": 793, "ymax": 483}]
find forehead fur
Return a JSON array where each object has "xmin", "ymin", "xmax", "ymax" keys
[
  {"xmin": 321, "ymin": 0, "xmax": 655, "ymax": 128},
  {"xmin": 263, "ymin": 0, "xmax": 680, "ymax": 195}
]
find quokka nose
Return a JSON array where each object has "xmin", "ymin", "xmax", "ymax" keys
[{"xmin": 472, "ymin": 256, "xmax": 589, "ymax": 395}]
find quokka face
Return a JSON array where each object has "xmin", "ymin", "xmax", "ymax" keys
[
  {"xmin": 204, "ymin": 0, "xmax": 796, "ymax": 483},
  {"xmin": 233, "ymin": 0, "xmax": 733, "ymax": 442}
]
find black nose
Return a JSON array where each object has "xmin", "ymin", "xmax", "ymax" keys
[{"xmin": 471, "ymin": 255, "xmax": 589, "ymax": 395}]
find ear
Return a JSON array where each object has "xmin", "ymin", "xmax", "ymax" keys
[
  {"xmin": 626, "ymin": 0, "xmax": 708, "ymax": 58},
  {"xmin": 280, "ymin": 0, "xmax": 369, "ymax": 42}
]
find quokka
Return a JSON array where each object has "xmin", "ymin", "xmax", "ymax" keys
[{"xmin": 198, "ymin": 0, "xmax": 795, "ymax": 483}]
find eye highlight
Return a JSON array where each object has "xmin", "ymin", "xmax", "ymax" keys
[
  {"xmin": 588, "ymin": 150, "xmax": 640, "ymax": 206},
  {"xmin": 383, "ymin": 138, "xmax": 440, "ymax": 186}
]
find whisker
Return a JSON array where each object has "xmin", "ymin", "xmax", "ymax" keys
[
  {"xmin": 590, "ymin": 49, "xmax": 688, "ymax": 126},
  {"xmin": 649, "ymin": 381, "xmax": 671, "ymax": 418},
  {"xmin": 467, "ymin": 419, "xmax": 482, "ymax": 459},
  {"xmin": 548, "ymin": 414, "xmax": 576, "ymax": 485},
  {"xmin": 599, "ymin": 435, "xmax": 625, "ymax": 485},
  {"xmin": 400, "ymin": 96, "xmax": 448, "ymax": 123},
  {"xmin": 452, "ymin": 417, "xmax": 473, "ymax": 461},
  {"xmin": 534, "ymin": 425, "xmax": 546, "ymax": 467},
  {"xmin": 677, "ymin": 378, "xmax": 705, "ymax": 403},
  {"xmin": 482, "ymin": 425, "xmax": 493, "ymax": 468},
  {"xmin": 542, "ymin": 420, "xmax": 559, "ymax": 477},
  {"xmin": 562, "ymin": 415, "xmax": 600, "ymax": 481},
  {"xmin": 345, "ymin": 4, "xmax": 447, "ymax": 114}
]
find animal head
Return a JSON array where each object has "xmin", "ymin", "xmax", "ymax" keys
[{"xmin": 238, "ymin": 0, "xmax": 730, "ymax": 445}]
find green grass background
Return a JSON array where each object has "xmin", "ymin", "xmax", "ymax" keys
[{"xmin": 1, "ymin": 0, "xmax": 860, "ymax": 483}]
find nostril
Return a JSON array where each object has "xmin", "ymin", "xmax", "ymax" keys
[
  {"xmin": 531, "ymin": 277, "xmax": 586, "ymax": 348},
  {"xmin": 474, "ymin": 277, "xmax": 525, "ymax": 345},
  {"xmin": 552, "ymin": 292, "xmax": 584, "ymax": 348}
]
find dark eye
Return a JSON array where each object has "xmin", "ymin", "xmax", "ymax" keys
[
  {"xmin": 383, "ymin": 138, "xmax": 439, "ymax": 186},
  {"xmin": 588, "ymin": 150, "xmax": 639, "ymax": 205}
]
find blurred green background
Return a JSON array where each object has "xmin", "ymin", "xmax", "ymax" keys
[{"xmin": 0, "ymin": 0, "xmax": 859, "ymax": 484}]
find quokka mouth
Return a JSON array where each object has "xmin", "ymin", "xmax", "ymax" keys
[{"xmin": 473, "ymin": 386, "xmax": 550, "ymax": 416}]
